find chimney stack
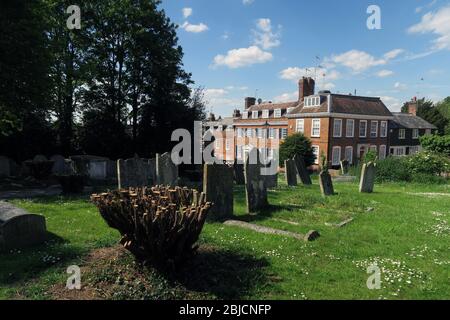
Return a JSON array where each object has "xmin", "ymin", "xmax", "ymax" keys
[
  {"xmin": 298, "ymin": 77, "xmax": 315, "ymax": 102},
  {"xmin": 407, "ymin": 99, "xmax": 418, "ymax": 116},
  {"xmin": 244, "ymin": 97, "xmax": 256, "ymax": 109}
]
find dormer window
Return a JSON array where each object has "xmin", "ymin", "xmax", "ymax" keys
[
  {"xmin": 274, "ymin": 109, "xmax": 282, "ymax": 118},
  {"xmin": 304, "ymin": 96, "xmax": 321, "ymax": 107},
  {"xmin": 252, "ymin": 111, "xmax": 259, "ymax": 119},
  {"xmin": 242, "ymin": 111, "xmax": 248, "ymax": 119},
  {"xmin": 262, "ymin": 110, "xmax": 269, "ymax": 119}
]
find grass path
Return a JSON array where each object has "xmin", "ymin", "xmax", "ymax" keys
[{"xmin": 1, "ymin": 179, "xmax": 449, "ymax": 300}]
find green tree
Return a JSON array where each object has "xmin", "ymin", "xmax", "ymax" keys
[
  {"xmin": 279, "ymin": 133, "xmax": 315, "ymax": 167},
  {"xmin": 402, "ymin": 98, "xmax": 449, "ymax": 135}
]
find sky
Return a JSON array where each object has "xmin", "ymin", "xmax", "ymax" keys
[{"xmin": 161, "ymin": 0, "xmax": 450, "ymax": 117}]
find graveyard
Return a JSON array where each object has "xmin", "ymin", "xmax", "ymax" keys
[{"xmin": 0, "ymin": 171, "xmax": 448, "ymax": 300}]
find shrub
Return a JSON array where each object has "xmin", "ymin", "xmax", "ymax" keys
[
  {"xmin": 374, "ymin": 156, "xmax": 412, "ymax": 182},
  {"xmin": 407, "ymin": 150, "xmax": 450, "ymax": 176},
  {"xmin": 279, "ymin": 133, "xmax": 315, "ymax": 167},
  {"xmin": 420, "ymin": 134, "xmax": 450, "ymax": 156},
  {"xmin": 91, "ymin": 186, "xmax": 212, "ymax": 270},
  {"xmin": 363, "ymin": 150, "xmax": 378, "ymax": 164}
]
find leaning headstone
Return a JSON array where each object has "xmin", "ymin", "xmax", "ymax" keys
[
  {"xmin": 340, "ymin": 160, "xmax": 350, "ymax": 175},
  {"xmin": 117, "ymin": 155, "xmax": 155, "ymax": 189},
  {"xmin": 89, "ymin": 160, "xmax": 107, "ymax": 180},
  {"xmin": 0, "ymin": 201, "xmax": 47, "ymax": 252},
  {"xmin": 233, "ymin": 162, "xmax": 245, "ymax": 185},
  {"xmin": 244, "ymin": 149, "xmax": 268, "ymax": 213},
  {"xmin": 156, "ymin": 153, "xmax": 178, "ymax": 186},
  {"xmin": 319, "ymin": 170, "xmax": 335, "ymax": 196},
  {"xmin": 293, "ymin": 155, "xmax": 312, "ymax": 185},
  {"xmin": 263, "ymin": 160, "xmax": 278, "ymax": 189},
  {"xmin": 285, "ymin": 159, "xmax": 297, "ymax": 187},
  {"xmin": 0, "ymin": 156, "xmax": 11, "ymax": 177},
  {"xmin": 50, "ymin": 155, "xmax": 67, "ymax": 175},
  {"xmin": 359, "ymin": 162, "xmax": 376, "ymax": 193},
  {"xmin": 203, "ymin": 163, "xmax": 234, "ymax": 220}
]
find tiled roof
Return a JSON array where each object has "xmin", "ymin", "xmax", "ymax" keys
[
  {"xmin": 247, "ymin": 101, "xmax": 299, "ymax": 112},
  {"xmin": 391, "ymin": 113, "xmax": 437, "ymax": 129},
  {"xmin": 204, "ymin": 117, "xmax": 234, "ymax": 127}
]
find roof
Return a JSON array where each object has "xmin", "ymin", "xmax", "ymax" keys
[
  {"xmin": 246, "ymin": 101, "xmax": 299, "ymax": 112},
  {"xmin": 391, "ymin": 113, "xmax": 437, "ymax": 129},
  {"xmin": 204, "ymin": 117, "xmax": 234, "ymax": 127},
  {"xmin": 288, "ymin": 94, "xmax": 393, "ymax": 117}
]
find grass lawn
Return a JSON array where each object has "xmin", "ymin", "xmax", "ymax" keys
[{"xmin": 0, "ymin": 178, "xmax": 449, "ymax": 300}]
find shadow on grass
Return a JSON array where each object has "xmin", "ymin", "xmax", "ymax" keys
[{"xmin": 173, "ymin": 247, "xmax": 269, "ymax": 300}]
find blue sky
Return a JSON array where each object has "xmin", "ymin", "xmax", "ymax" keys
[{"xmin": 161, "ymin": 0, "xmax": 450, "ymax": 117}]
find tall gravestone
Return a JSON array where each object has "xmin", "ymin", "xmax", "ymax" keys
[
  {"xmin": 360, "ymin": 162, "xmax": 376, "ymax": 193},
  {"xmin": 0, "ymin": 201, "xmax": 47, "ymax": 252},
  {"xmin": 285, "ymin": 159, "xmax": 298, "ymax": 186},
  {"xmin": 319, "ymin": 170, "xmax": 335, "ymax": 196},
  {"xmin": 203, "ymin": 163, "xmax": 234, "ymax": 220},
  {"xmin": 89, "ymin": 160, "xmax": 107, "ymax": 180},
  {"xmin": 340, "ymin": 160, "xmax": 350, "ymax": 175},
  {"xmin": 117, "ymin": 156, "xmax": 156, "ymax": 189},
  {"xmin": 156, "ymin": 153, "xmax": 178, "ymax": 186},
  {"xmin": 244, "ymin": 149, "xmax": 268, "ymax": 213},
  {"xmin": 293, "ymin": 154, "xmax": 312, "ymax": 185},
  {"xmin": 233, "ymin": 162, "xmax": 246, "ymax": 185},
  {"xmin": 50, "ymin": 155, "xmax": 67, "ymax": 175},
  {"xmin": 264, "ymin": 160, "xmax": 278, "ymax": 189},
  {"xmin": 0, "ymin": 156, "xmax": 11, "ymax": 177}
]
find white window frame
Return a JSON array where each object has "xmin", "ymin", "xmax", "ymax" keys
[
  {"xmin": 332, "ymin": 146, "xmax": 341, "ymax": 166},
  {"xmin": 333, "ymin": 119, "xmax": 343, "ymax": 138},
  {"xmin": 370, "ymin": 145, "xmax": 377, "ymax": 152},
  {"xmin": 311, "ymin": 119, "xmax": 321, "ymax": 138},
  {"xmin": 410, "ymin": 146, "xmax": 420, "ymax": 154},
  {"xmin": 262, "ymin": 110, "xmax": 269, "ymax": 119},
  {"xmin": 246, "ymin": 128, "xmax": 253, "ymax": 138},
  {"xmin": 225, "ymin": 139, "xmax": 230, "ymax": 151},
  {"xmin": 370, "ymin": 121, "xmax": 378, "ymax": 138},
  {"xmin": 236, "ymin": 128, "xmax": 243, "ymax": 138},
  {"xmin": 312, "ymin": 145, "xmax": 320, "ymax": 165},
  {"xmin": 379, "ymin": 145, "xmax": 386, "ymax": 160},
  {"xmin": 296, "ymin": 119, "xmax": 305, "ymax": 133},
  {"xmin": 359, "ymin": 120, "xmax": 367, "ymax": 138},
  {"xmin": 252, "ymin": 111, "xmax": 259, "ymax": 119},
  {"xmin": 412, "ymin": 129, "xmax": 419, "ymax": 139},
  {"xmin": 242, "ymin": 111, "xmax": 248, "ymax": 119},
  {"xmin": 304, "ymin": 96, "xmax": 320, "ymax": 107},
  {"xmin": 399, "ymin": 129, "xmax": 406, "ymax": 140},
  {"xmin": 280, "ymin": 128, "xmax": 288, "ymax": 139},
  {"xmin": 380, "ymin": 121, "xmax": 388, "ymax": 138},
  {"xmin": 274, "ymin": 109, "xmax": 282, "ymax": 118},
  {"xmin": 345, "ymin": 146, "xmax": 353, "ymax": 164},
  {"xmin": 269, "ymin": 128, "xmax": 276, "ymax": 139},
  {"xmin": 346, "ymin": 119, "xmax": 355, "ymax": 138}
]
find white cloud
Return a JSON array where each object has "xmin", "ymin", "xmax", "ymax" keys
[
  {"xmin": 213, "ymin": 46, "xmax": 273, "ymax": 69},
  {"xmin": 409, "ymin": 5, "xmax": 450, "ymax": 50},
  {"xmin": 394, "ymin": 82, "xmax": 408, "ymax": 90},
  {"xmin": 330, "ymin": 50, "xmax": 386, "ymax": 73},
  {"xmin": 252, "ymin": 18, "xmax": 281, "ymax": 50},
  {"xmin": 274, "ymin": 91, "xmax": 297, "ymax": 103},
  {"xmin": 383, "ymin": 49, "xmax": 404, "ymax": 60},
  {"xmin": 416, "ymin": 0, "xmax": 437, "ymax": 13},
  {"xmin": 279, "ymin": 67, "xmax": 340, "ymax": 82},
  {"xmin": 243, "ymin": 0, "xmax": 255, "ymax": 5},
  {"xmin": 181, "ymin": 21, "xmax": 209, "ymax": 33},
  {"xmin": 380, "ymin": 96, "xmax": 402, "ymax": 112},
  {"xmin": 182, "ymin": 7, "xmax": 193, "ymax": 19},
  {"xmin": 376, "ymin": 70, "xmax": 394, "ymax": 77}
]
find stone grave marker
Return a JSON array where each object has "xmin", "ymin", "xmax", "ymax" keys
[
  {"xmin": 156, "ymin": 153, "xmax": 178, "ymax": 186},
  {"xmin": 89, "ymin": 160, "xmax": 107, "ymax": 180},
  {"xmin": 233, "ymin": 162, "xmax": 245, "ymax": 185},
  {"xmin": 117, "ymin": 155, "xmax": 156, "ymax": 189},
  {"xmin": 203, "ymin": 163, "xmax": 234, "ymax": 220},
  {"xmin": 340, "ymin": 160, "xmax": 350, "ymax": 175},
  {"xmin": 244, "ymin": 149, "xmax": 268, "ymax": 213},
  {"xmin": 359, "ymin": 162, "xmax": 376, "ymax": 193},
  {"xmin": 0, "ymin": 156, "xmax": 11, "ymax": 177},
  {"xmin": 293, "ymin": 154, "xmax": 312, "ymax": 185},
  {"xmin": 319, "ymin": 170, "xmax": 335, "ymax": 196},
  {"xmin": 50, "ymin": 155, "xmax": 67, "ymax": 175},
  {"xmin": 263, "ymin": 160, "xmax": 278, "ymax": 189},
  {"xmin": 285, "ymin": 159, "xmax": 298, "ymax": 187},
  {"xmin": 0, "ymin": 201, "xmax": 47, "ymax": 252}
]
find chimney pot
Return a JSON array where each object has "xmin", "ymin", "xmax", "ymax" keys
[
  {"xmin": 298, "ymin": 77, "xmax": 315, "ymax": 102},
  {"xmin": 244, "ymin": 97, "xmax": 256, "ymax": 109}
]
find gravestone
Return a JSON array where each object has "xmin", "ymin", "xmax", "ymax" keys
[
  {"xmin": 0, "ymin": 156, "xmax": 11, "ymax": 177},
  {"xmin": 106, "ymin": 160, "xmax": 118, "ymax": 179},
  {"xmin": 233, "ymin": 162, "xmax": 245, "ymax": 185},
  {"xmin": 117, "ymin": 156, "xmax": 156, "ymax": 189},
  {"xmin": 359, "ymin": 162, "xmax": 376, "ymax": 193},
  {"xmin": 285, "ymin": 159, "xmax": 298, "ymax": 187},
  {"xmin": 319, "ymin": 170, "xmax": 335, "ymax": 196},
  {"xmin": 33, "ymin": 154, "xmax": 48, "ymax": 162},
  {"xmin": 244, "ymin": 149, "xmax": 268, "ymax": 213},
  {"xmin": 70, "ymin": 156, "xmax": 90, "ymax": 176},
  {"xmin": 89, "ymin": 160, "xmax": 107, "ymax": 180},
  {"xmin": 293, "ymin": 155, "xmax": 312, "ymax": 185},
  {"xmin": 0, "ymin": 201, "xmax": 47, "ymax": 252},
  {"xmin": 203, "ymin": 163, "xmax": 234, "ymax": 220},
  {"xmin": 50, "ymin": 155, "xmax": 67, "ymax": 175},
  {"xmin": 156, "ymin": 153, "xmax": 178, "ymax": 186},
  {"xmin": 263, "ymin": 161, "xmax": 278, "ymax": 189},
  {"xmin": 340, "ymin": 160, "xmax": 350, "ymax": 175}
]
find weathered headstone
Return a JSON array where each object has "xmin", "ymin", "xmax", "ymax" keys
[
  {"xmin": 285, "ymin": 159, "xmax": 298, "ymax": 187},
  {"xmin": 244, "ymin": 149, "xmax": 268, "ymax": 213},
  {"xmin": 117, "ymin": 155, "xmax": 156, "ymax": 189},
  {"xmin": 319, "ymin": 170, "xmax": 335, "ymax": 196},
  {"xmin": 106, "ymin": 160, "xmax": 118, "ymax": 179},
  {"xmin": 0, "ymin": 156, "xmax": 11, "ymax": 177},
  {"xmin": 156, "ymin": 153, "xmax": 178, "ymax": 186},
  {"xmin": 359, "ymin": 162, "xmax": 376, "ymax": 193},
  {"xmin": 0, "ymin": 201, "xmax": 47, "ymax": 252},
  {"xmin": 293, "ymin": 155, "xmax": 312, "ymax": 185},
  {"xmin": 233, "ymin": 162, "xmax": 245, "ymax": 185},
  {"xmin": 50, "ymin": 155, "xmax": 67, "ymax": 175},
  {"xmin": 203, "ymin": 163, "xmax": 234, "ymax": 220},
  {"xmin": 89, "ymin": 160, "xmax": 107, "ymax": 180},
  {"xmin": 340, "ymin": 160, "xmax": 350, "ymax": 175},
  {"xmin": 263, "ymin": 160, "xmax": 278, "ymax": 189}
]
